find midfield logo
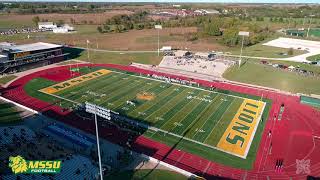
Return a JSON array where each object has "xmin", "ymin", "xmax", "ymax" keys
[{"xmin": 9, "ymin": 156, "xmax": 62, "ymax": 174}]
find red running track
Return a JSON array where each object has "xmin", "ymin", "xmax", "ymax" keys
[{"xmin": 1, "ymin": 63, "xmax": 320, "ymax": 180}]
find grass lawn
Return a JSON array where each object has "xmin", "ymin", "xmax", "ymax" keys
[
  {"xmin": 307, "ymin": 54, "xmax": 320, "ymax": 62},
  {"xmin": 105, "ymin": 169, "xmax": 187, "ymax": 180},
  {"xmin": 0, "ymin": 75, "xmax": 17, "ymax": 85},
  {"xmin": 244, "ymin": 58, "xmax": 320, "ymax": 75},
  {"xmin": 76, "ymin": 50, "xmax": 163, "ymax": 65},
  {"xmin": 223, "ymin": 62, "xmax": 320, "ymax": 95},
  {"xmin": 229, "ymin": 43, "xmax": 306, "ymax": 58},
  {"xmin": 0, "ymin": 102, "xmax": 21, "ymax": 124}
]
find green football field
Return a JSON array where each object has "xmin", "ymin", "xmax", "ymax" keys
[{"xmin": 24, "ymin": 67, "xmax": 271, "ymax": 169}]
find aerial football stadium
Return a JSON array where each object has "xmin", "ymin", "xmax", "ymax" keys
[
  {"xmin": 2, "ymin": 60, "xmax": 320, "ymax": 179},
  {"xmin": 1, "ymin": 2, "xmax": 320, "ymax": 180}
]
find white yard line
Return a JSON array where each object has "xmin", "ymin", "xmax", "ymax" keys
[
  {"xmin": 191, "ymin": 94, "xmax": 223, "ymax": 139},
  {"xmin": 203, "ymin": 97, "xmax": 236, "ymax": 143},
  {"xmin": 158, "ymin": 91, "xmax": 208, "ymax": 130},
  {"xmin": 135, "ymin": 88, "xmax": 189, "ymax": 124},
  {"xmin": 111, "ymin": 70, "xmax": 249, "ymax": 100}
]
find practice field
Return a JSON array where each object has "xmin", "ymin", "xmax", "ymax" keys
[{"xmin": 37, "ymin": 68, "xmax": 266, "ymax": 160}]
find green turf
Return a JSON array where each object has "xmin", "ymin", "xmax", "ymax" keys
[
  {"xmin": 307, "ymin": 54, "xmax": 320, "ymax": 62},
  {"xmin": 104, "ymin": 169, "xmax": 187, "ymax": 180},
  {"xmin": 0, "ymin": 102, "xmax": 21, "ymax": 124},
  {"xmin": 24, "ymin": 67, "xmax": 271, "ymax": 169},
  {"xmin": 223, "ymin": 62, "xmax": 320, "ymax": 95},
  {"xmin": 244, "ymin": 58, "xmax": 320, "ymax": 75}
]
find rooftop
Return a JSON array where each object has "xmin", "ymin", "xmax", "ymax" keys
[
  {"xmin": 3, "ymin": 42, "xmax": 62, "ymax": 53},
  {"xmin": 38, "ymin": 22, "xmax": 54, "ymax": 25}
]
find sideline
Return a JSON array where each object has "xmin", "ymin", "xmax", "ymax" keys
[{"xmin": 0, "ymin": 96, "xmax": 38, "ymax": 114}]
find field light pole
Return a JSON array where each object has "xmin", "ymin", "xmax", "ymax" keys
[
  {"xmin": 94, "ymin": 106, "xmax": 103, "ymax": 180},
  {"xmin": 238, "ymin": 31, "xmax": 250, "ymax": 68},
  {"xmin": 155, "ymin": 25, "xmax": 162, "ymax": 56},
  {"xmin": 87, "ymin": 39, "xmax": 91, "ymax": 63},
  {"xmin": 307, "ymin": 15, "xmax": 315, "ymax": 38}
]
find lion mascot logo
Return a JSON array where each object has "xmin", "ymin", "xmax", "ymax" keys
[{"xmin": 9, "ymin": 156, "xmax": 28, "ymax": 174}]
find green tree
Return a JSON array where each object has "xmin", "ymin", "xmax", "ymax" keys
[
  {"xmin": 97, "ymin": 26, "xmax": 103, "ymax": 33},
  {"xmin": 103, "ymin": 25, "xmax": 111, "ymax": 32},
  {"xmin": 204, "ymin": 22, "xmax": 221, "ymax": 36},
  {"xmin": 222, "ymin": 28, "xmax": 239, "ymax": 47},
  {"xmin": 32, "ymin": 16, "xmax": 40, "ymax": 26},
  {"xmin": 56, "ymin": 19, "xmax": 64, "ymax": 26},
  {"xmin": 288, "ymin": 48, "xmax": 294, "ymax": 55}
]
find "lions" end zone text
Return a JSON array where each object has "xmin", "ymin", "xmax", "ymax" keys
[{"xmin": 216, "ymin": 99, "xmax": 265, "ymax": 159}]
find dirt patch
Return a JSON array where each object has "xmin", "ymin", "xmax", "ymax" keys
[{"xmin": 136, "ymin": 92, "xmax": 155, "ymax": 101}]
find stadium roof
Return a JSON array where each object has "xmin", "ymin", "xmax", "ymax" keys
[{"xmin": 4, "ymin": 42, "xmax": 62, "ymax": 53}]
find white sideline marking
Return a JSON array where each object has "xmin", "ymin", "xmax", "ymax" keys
[
  {"xmin": 0, "ymin": 96, "xmax": 39, "ymax": 114},
  {"xmin": 140, "ymin": 153, "xmax": 198, "ymax": 178}
]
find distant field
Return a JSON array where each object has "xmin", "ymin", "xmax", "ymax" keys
[
  {"xmin": 0, "ymin": 102, "xmax": 21, "ymax": 124},
  {"xmin": 223, "ymin": 62, "xmax": 320, "ymax": 95},
  {"xmin": 24, "ymin": 67, "xmax": 271, "ymax": 169},
  {"xmin": 0, "ymin": 25, "xmax": 225, "ymax": 51},
  {"xmin": 0, "ymin": 11, "xmax": 133, "ymax": 28}
]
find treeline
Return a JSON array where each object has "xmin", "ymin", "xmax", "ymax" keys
[
  {"xmin": 97, "ymin": 11, "xmax": 159, "ymax": 33},
  {"xmin": 0, "ymin": 2, "xmax": 106, "ymax": 14},
  {"xmin": 246, "ymin": 6, "xmax": 320, "ymax": 18},
  {"xmin": 98, "ymin": 13, "xmax": 272, "ymax": 47}
]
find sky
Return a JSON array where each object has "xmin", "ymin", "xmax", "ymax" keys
[{"xmin": 3, "ymin": 0, "xmax": 320, "ymax": 3}]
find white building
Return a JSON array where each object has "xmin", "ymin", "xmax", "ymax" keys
[
  {"xmin": 53, "ymin": 27, "xmax": 68, "ymax": 33},
  {"xmin": 160, "ymin": 46, "xmax": 172, "ymax": 51},
  {"xmin": 38, "ymin": 22, "xmax": 57, "ymax": 30},
  {"xmin": 52, "ymin": 24, "xmax": 75, "ymax": 34},
  {"xmin": 194, "ymin": 9, "xmax": 220, "ymax": 15}
]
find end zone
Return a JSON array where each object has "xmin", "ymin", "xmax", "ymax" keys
[{"xmin": 217, "ymin": 99, "xmax": 266, "ymax": 159}]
